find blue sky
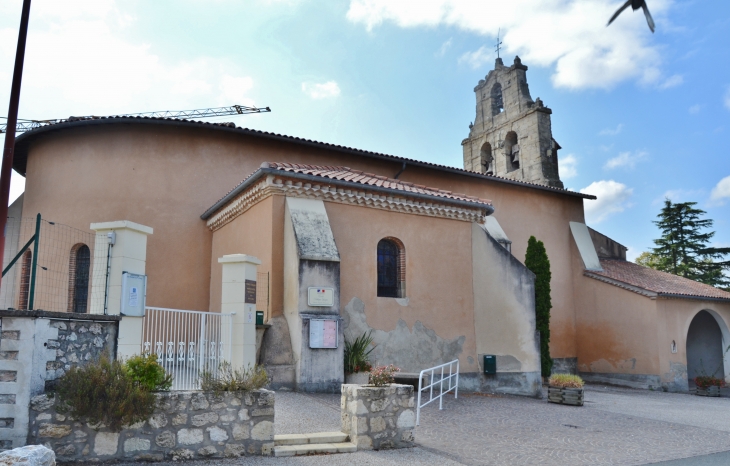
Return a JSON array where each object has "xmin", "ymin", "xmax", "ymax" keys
[{"xmin": 1, "ymin": 0, "xmax": 729, "ymax": 260}]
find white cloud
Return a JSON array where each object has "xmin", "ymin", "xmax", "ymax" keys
[
  {"xmin": 0, "ymin": 0, "xmax": 258, "ymax": 119},
  {"xmin": 688, "ymin": 104, "xmax": 701, "ymax": 115},
  {"xmin": 580, "ymin": 180, "xmax": 633, "ymax": 224},
  {"xmin": 604, "ymin": 150, "xmax": 647, "ymax": 170},
  {"xmin": 560, "ymin": 154, "xmax": 578, "ymax": 179},
  {"xmin": 660, "ymin": 188, "xmax": 704, "ymax": 204},
  {"xmin": 710, "ymin": 175, "xmax": 730, "ymax": 204},
  {"xmin": 599, "ymin": 124, "xmax": 623, "ymax": 136},
  {"xmin": 724, "ymin": 87, "xmax": 730, "ymax": 111},
  {"xmin": 301, "ymin": 81, "xmax": 341, "ymax": 99},
  {"xmin": 436, "ymin": 38, "xmax": 452, "ymax": 57},
  {"xmin": 346, "ymin": 0, "xmax": 670, "ymax": 89},
  {"xmin": 659, "ymin": 74, "xmax": 683, "ymax": 89}
]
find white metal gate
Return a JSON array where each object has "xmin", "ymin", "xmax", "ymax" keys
[
  {"xmin": 416, "ymin": 359, "xmax": 459, "ymax": 425},
  {"xmin": 141, "ymin": 307, "xmax": 233, "ymax": 390}
]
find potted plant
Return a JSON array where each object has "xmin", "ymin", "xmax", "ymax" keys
[
  {"xmin": 344, "ymin": 331, "xmax": 374, "ymax": 384},
  {"xmin": 694, "ymin": 347, "xmax": 729, "ymax": 397},
  {"xmin": 369, "ymin": 364, "xmax": 400, "ymax": 387},
  {"xmin": 694, "ymin": 376, "xmax": 725, "ymax": 397},
  {"xmin": 547, "ymin": 373, "xmax": 584, "ymax": 406}
]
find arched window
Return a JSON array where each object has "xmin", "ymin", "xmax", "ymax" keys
[
  {"xmin": 377, "ymin": 238, "xmax": 405, "ymax": 298},
  {"xmin": 505, "ymin": 131, "xmax": 519, "ymax": 172},
  {"xmin": 18, "ymin": 251, "xmax": 32, "ymax": 310},
  {"xmin": 480, "ymin": 142, "xmax": 493, "ymax": 175},
  {"xmin": 67, "ymin": 244, "xmax": 90, "ymax": 313},
  {"xmin": 491, "ymin": 83, "xmax": 504, "ymax": 115}
]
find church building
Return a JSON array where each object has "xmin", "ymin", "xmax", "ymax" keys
[{"xmin": 5, "ymin": 56, "xmax": 729, "ymax": 394}]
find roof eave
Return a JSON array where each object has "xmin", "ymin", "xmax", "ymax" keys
[{"xmin": 14, "ymin": 118, "xmax": 596, "ymax": 200}]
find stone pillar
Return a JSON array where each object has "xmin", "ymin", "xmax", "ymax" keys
[
  {"xmin": 90, "ymin": 221, "xmax": 152, "ymax": 360},
  {"xmin": 219, "ymin": 254, "xmax": 260, "ymax": 370}
]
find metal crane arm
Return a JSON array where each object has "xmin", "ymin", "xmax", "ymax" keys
[{"xmin": 1, "ymin": 104, "xmax": 271, "ymax": 134}]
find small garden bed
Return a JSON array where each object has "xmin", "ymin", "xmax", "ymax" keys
[
  {"xmin": 547, "ymin": 374, "xmax": 584, "ymax": 406},
  {"xmin": 694, "ymin": 376, "xmax": 724, "ymax": 397}
]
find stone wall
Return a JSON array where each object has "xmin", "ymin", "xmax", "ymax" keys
[
  {"xmin": 28, "ymin": 390, "xmax": 275, "ymax": 462},
  {"xmin": 340, "ymin": 384, "xmax": 415, "ymax": 450},
  {"xmin": 0, "ymin": 310, "xmax": 119, "ymax": 450},
  {"xmin": 44, "ymin": 317, "xmax": 118, "ymax": 391}
]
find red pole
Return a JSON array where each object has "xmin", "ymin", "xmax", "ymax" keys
[{"xmin": 0, "ymin": 0, "xmax": 32, "ymax": 292}]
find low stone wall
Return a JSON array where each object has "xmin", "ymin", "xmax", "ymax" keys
[
  {"xmin": 27, "ymin": 390, "xmax": 275, "ymax": 462},
  {"xmin": 340, "ymin": 384, "xmax": 415, "ymax": 450}
]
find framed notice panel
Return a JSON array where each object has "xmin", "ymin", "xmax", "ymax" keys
[
  {"xmin": 121, "ymin": 272, "xmax": 147, "ymax": 316},
  {"xmin": 309, "ymin": 319, "xmax": 338, "ymax": 349},
  {"xmin": 308, "ymin": 287, "xmax": 334, "ymax": 307}
]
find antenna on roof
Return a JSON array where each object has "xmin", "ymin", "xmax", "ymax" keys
[{"xmin": 0, "ymin": 104, "xmax": 272, "ymax": 134}]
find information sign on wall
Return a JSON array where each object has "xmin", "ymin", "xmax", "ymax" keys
[
  {"xmin": 121, "ymin": 272, "xmax": 147, "ymax": 316},
  {"xmin": 245, "ymin": 280, "xmax": 257, "ymax": 304},
  {"xmin": 309, "ymin": 319, "xmax": 338, "ymax": 349},
  {"xmin": 307, "ymin": 287, "xmax": 334, "ymax": 307}
]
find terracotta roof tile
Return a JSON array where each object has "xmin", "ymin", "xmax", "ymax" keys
[
  {"xmin": 261, "ymin": 162, "xmax": 492, "ymax": 206},
  {"xmin": 587, "ymin": 259, "xmax": 730, "ymax": 301}
]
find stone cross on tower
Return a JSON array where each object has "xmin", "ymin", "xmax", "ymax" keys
[{"xmin": 461, "ymin": 56, "xmax": 564, "ymax": 189}]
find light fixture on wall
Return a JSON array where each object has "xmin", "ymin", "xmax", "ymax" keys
[{"xmin": 671, "ymin": 340, "xmax": 677, "ymax": 354}]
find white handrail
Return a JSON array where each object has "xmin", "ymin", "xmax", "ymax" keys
[{"xmin": 416, "ymin": 359, "xmax": 459, "ymax": 426}]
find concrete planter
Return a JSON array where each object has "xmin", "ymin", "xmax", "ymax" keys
[
  {"xmin": 547, "ymin": 386, "xmax": 584, "ymax": 406},
  {"xmin": 695, "ymin": 386, "xmax": 721, "ymax": 397},
  {"xmin": 341, "ymin": 384, "xmax": 415, "ymax": 450},
  {"xmin": 345, "ymin": 372, "xmax": 369, "ymax": 385}
]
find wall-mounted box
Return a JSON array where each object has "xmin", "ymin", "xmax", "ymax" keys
[
  {"xmin": 121, "ymin": 272, "xmax": 146, "ymax": 316},
  {"xmin": 483, "ymin": 355, "xmax": 496, "ymax": 375}
]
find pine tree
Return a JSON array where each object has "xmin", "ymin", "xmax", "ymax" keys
[
  {"xmin": 651, "ymin": 199, "xmax": 729, "ymax": 289},
  {"xmin": 525, "ymin": 236, "xmax": 552, "ymax": 377}
]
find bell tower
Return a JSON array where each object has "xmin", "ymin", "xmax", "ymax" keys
[{"xmin": 462, "ymin": 56, "xmax": 563, "ymax": 189}]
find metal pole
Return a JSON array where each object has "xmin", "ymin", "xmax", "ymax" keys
[
  {"xmin": 0, "ymin": 0, "xmax": 32, "ymax": 292},
  {"xmin": 27, "ymin": 212, "xmax": 39, "ymax": 310}
]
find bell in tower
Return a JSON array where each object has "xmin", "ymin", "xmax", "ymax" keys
[{"xmin": 461, "ymin": 56, "xmax": 564, "ymax": 189}]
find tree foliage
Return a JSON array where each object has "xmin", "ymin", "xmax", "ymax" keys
[
  {"xmin": 650, "ymin": 199, "xmax": 729, "ymax": 289},
  {"xmin": 525, "ymin": 236, "xmax": 552, "ymax": 377}
]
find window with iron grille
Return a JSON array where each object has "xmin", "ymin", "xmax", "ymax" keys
[{"xmin": 68, "ymin": 244, "xmax": 90, "ymax": 313}]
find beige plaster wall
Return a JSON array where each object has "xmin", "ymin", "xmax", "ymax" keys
[
  {"xmin": 324, "ymin": 202, "xmax": 479, "ymax": 373},
  {"xmin": 657, "ymin": 299, "xmax": 730, "ymax": 386},
  {"xmin": 471, "ymin": 223, "xmax": 539, "ymax": 373},
  {"xmin": 574, "ymin": 276, "xmax": 660, "ymax": 377},
  {"xmin": 21, "ymin": 123, "xmax": 585, "ymax": 360},
  {"xmin": 209, "ymin": 196, "xmax": 276, "ymax": 314}
]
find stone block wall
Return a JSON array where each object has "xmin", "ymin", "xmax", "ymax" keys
[
  {"xmin": 340, "ymin": 384, "xmax": 415, "ymax": 450},
  {"xmin": 44, "ymin": 318, "xmax": 118, "ymax": 391},
  {"xmin": 0, "ymin": 311, "xmax": 119, "ymax": 450},
  {"xmin": 28, "ymin": 390, "xmax": 275, "ymax": 462}
]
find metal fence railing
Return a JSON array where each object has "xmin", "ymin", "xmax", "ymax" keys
[
  {"xmin": 0, "ymin": 214, "xmax": 106, "ymax": 313},
  {"xmin": 141, "ymin": 307, "xmax": 234, "ymax": 390},
  {"xmin": 416, "ymin": 359, "xmax": 460, "ymax": 426}
]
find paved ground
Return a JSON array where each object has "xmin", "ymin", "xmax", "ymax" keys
[{"xmin": 114, "ymin": 385, "xmax": 730, "ymax": 466}]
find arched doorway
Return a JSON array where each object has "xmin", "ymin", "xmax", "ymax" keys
[{"xmin": 686, "ymin": 310, "xmax": 726, "ymax": 383}]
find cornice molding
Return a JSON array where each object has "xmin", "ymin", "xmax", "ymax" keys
[{"xmin": 206, "ymin": 175, "xmax": 487, "ymax": 231}]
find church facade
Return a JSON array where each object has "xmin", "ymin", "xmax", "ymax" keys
[{"xmin": 6, "ymin": 56, "xmax": 729, "ymax": 394}]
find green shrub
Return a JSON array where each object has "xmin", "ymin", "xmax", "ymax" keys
[
  {"xmin": 199, "ymin": 362, "xmax": 269, "ymax": 394},
  {"xmin": 525, "ymin": 236, "xmax": 553, "ymax": 377},
  {"xmin": 344, "ymin": 331, "xmax": 374, "ymax": 374},
  {"xmin": 548, "ymin": 373, "xmax": 584, "ymax": 389},
  {"xmin": 369, "ymin": 364, "xmax": 400, "ymax": 387},
  {"xmin": 55, "ymin": 356, "xmax": 157, "ymax": 432},
  {"xmin": 125, "ymin": 354, "xmax": 173, "ymax": 391}
]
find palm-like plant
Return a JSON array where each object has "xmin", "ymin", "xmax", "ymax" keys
[{"xmin": 344, "ymin": 331, "xmax": 375, "ymax": 374}]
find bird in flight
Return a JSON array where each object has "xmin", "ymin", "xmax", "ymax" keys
[{"xmin": 607, "ymin": 0, "xmax": 655, "ymax": 33}]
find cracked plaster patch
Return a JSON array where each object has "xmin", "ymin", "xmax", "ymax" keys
[{"xmin": 342, "ymin": 297, "xmax": 464, "ymax": 373}]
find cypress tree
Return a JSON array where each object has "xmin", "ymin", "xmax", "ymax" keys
[{"xmin": 525, "ymin": 236, "xmax": 552, "ymax": 377}]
